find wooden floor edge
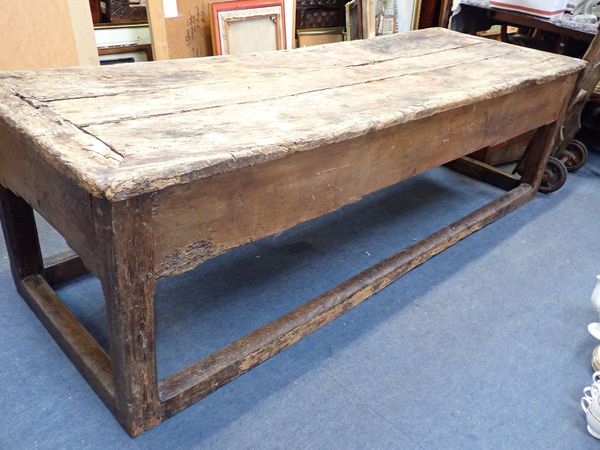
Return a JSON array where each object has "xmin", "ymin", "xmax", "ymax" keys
[
  {"xmin": 19, "ymin": 274, "xmax": 114, "ymax": 409},
  {"xmin": 158, "ymin": 183, "xmax": 535, "ymax": 417}
]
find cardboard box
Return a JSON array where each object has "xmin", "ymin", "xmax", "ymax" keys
[
  {"xmin": 489, "ymin": 0, "xmax": 568, "ymax": 18},
  {"xmin": 0, "ymin": 0, "xmax": 98, "ymax": 70}
]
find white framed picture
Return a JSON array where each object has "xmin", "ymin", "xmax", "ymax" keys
[{"xmin": 374, "ymin": 0, "xmax": 421, "ymax": 35}]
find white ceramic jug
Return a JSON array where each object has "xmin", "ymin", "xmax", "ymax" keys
[
  {"xmin": 573, "ymin": 0, "xmax": 596, "ymax": 14},
  {"xmin": 592, "ymin": 275, "xmax": 600, "ymax": 321},
  {"xmin": 581, "ymin": 395, "xmax": 600, "ymax": 438}
]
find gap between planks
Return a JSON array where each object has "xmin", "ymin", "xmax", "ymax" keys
[
  {"xmin": 69, "ymin": 49, "xmax": 552, "ymax": 128},
  {"xmin": 19, "ymin": 33, "xmax": 489, "ymax": 104}
]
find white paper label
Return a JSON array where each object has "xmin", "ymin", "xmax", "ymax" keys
[{"xmin": 163, "ymin": 0, "xmax": 179, "ymax": 18}]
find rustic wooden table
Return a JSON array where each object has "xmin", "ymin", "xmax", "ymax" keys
[{"xmin": 0, "ymin": 28, "xmax": 584, "ymax": 436}]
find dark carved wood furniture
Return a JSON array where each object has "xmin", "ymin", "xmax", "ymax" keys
[
  {"xmin": 296, "ymin": 0, "xmax": 346, "ymax": 30},
  {"xmin": 0, "ymin": 28, "xmax": 584, "ymax": 436},
  {"xmin": 106, "ymin": 0, "xmax": 148, "ymax": 23}
]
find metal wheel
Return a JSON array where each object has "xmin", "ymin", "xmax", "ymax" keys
[
  {"xmin": 539, "ymin": 156, "xmax": 568, "ymax": 194},
  {"xmin": 559, "ymin": 139, "xmax": 588, "ymax": 173}
]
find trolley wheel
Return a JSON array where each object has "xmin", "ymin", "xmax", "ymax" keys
[
  {"xmin": 539, "ymin": 156, "xmax": 568, "ymax": 194},
  {"xmin": 559, "ymin": 139, "xmax": 588, "ymax": 173}
]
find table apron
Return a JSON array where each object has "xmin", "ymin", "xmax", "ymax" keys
[
  {"xmin": 0, "ymin": 123, "xmax": 101, "ymax": 276},
  {"xmin": 152, "ymin": 75, "xmax": 574, "ymax": 278}
]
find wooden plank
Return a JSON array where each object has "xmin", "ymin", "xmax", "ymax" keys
[
  {"xmin": 46, "ymin": 41, "xmax": 581, "ymax": 128},
  {"xmin": 159, "ymin": 183, "xmax": 534, "ymax": 416},
  {"xmin": 470, "ymin": 130, "xmax": 536, "ymax": 166},
  {"xmin": 67, "ymin": 0, "xmax": 101, "ymax": 67},
  {"xmin": 1, "ymin": 28, "xmax": 485, "ymax": 101},
  {"xmin": 49, "ymin": 39, "xmax": 508, "ymax": 126},
  {"xmin": 146, "ymin": 0, "xmax": 170, "ymax": 60},
  {"xmin": 445, "ymin": 157, "xmax": 521, "ymax": 191},
  {"xmin": 19, "ymin": 275, "xmax": 114, "ymax": 409},
  {"xmin": 44, "ymin": 251, "xmax": 89, "ymax": 287},
  {"xmin": 152, "ymin": 76, "xmax": 574, "ymax": 277}
]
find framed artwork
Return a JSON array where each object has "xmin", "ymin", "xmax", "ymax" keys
[
  {"xmin": 374, "ymin": 0, "xmax": 421, "ymax": 35},
  {"xmin": 210, "ymin": 0, "xmax": 287, "ymax": 55},
  {"xmin": 105, "ymin": 0, "xmax": 148, "ymax": 23},
  {"xmin": 297, "ymin": 27, "xmax": 345, "ymax": 46}
]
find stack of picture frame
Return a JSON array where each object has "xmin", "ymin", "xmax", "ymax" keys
[{"xmin": 207, "ymin": 0, "xmax": 422, "ymax": 52}]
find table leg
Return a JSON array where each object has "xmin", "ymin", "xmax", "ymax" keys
[
  {"xmin": 519, "ymin": 123, "xmax": 561, "ymax": 189},
  {"xmin": 97, "ymin": 196, "xmax": 162, "ymax": 437},
  {"xmin": 0, "ymin": 186, "xmax": 44, "ymax": 284}
]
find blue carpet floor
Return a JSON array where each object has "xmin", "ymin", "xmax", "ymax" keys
[{"xmin": 1, "ymin": 147, "xmax": 600, "ymax": 449}]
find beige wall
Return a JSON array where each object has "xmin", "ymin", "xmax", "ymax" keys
[{"xmin": 0, "ymin": 0, "xmax": 98, "ymax": 71}]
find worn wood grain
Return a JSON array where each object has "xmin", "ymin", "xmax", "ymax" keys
[
  {"xmin": 47, "ymin": 41, "xmax": 529, "ymax": 126},
  {"xmin": 0, "ymin": 28, "xmax": 585, "ymax": 201},
  {"xmin": 152, "ymin": 76, "xmax": 572, "ymax": 277},
  {"xmin": 0, "ymin": 100, "xmax": 105, "ymax": 276},
  {"xmin": 0, "ymin": 29, "xmax": 488, "ymax": 101},
  {"xmin": 97, "ymin": 197, "xmax": 162, "ymax": 437}
]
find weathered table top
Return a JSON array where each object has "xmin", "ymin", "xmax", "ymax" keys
[{"xmin": 0, "ymin": 27, "xmax": 584, "ymax": 201}]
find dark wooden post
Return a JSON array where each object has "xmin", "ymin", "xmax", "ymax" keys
[
  {"xmin": 517, "ymin": 124, "xmax": 558, "ymax": 189},
  {"xmin": 95, "ymin": 196, "xmax": 162, "ymax": 436},
  {"xmin": 0, "ymin": 186, "xmax": 43, "ymax": 283}
]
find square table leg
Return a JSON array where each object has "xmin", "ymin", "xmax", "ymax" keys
[
  {"xmin": 95, "ymin": 196, "xmax": 163, "ymax": 436},
  {"xmin": 0, "ymin": 186, "xmax": 44, "ymax": 284}
]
